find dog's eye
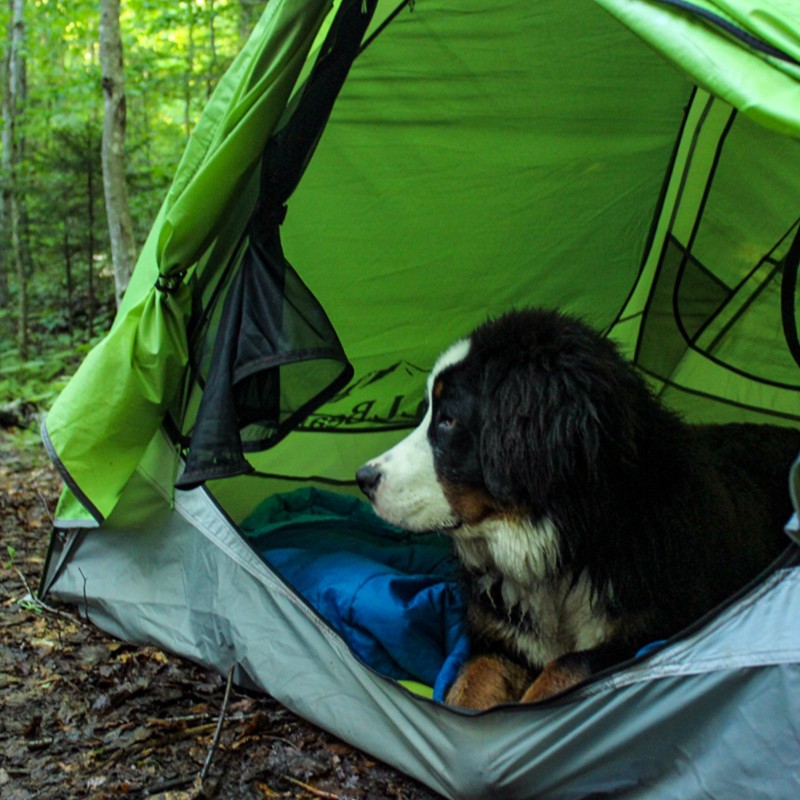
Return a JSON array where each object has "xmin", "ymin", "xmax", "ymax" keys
[{"xmin": 437, "ymin": 413, "xmax": 456, "ymax": 431}]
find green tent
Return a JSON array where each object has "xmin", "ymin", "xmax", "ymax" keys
[{"xmin": 41, "ymin": 1, "xmax": 800, "ymax": 797}]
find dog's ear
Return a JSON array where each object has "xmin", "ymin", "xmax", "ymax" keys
[{"xmin": 478, "ymin": 356, "xmax": 609, "ymax": 509}]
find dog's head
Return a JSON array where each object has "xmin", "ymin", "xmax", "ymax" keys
[{"xmin": 356, "ymin": 308, "xmax": 643, "ymax": 533}]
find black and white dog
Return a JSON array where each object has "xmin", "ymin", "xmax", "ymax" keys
[{"xmin": 357, "ymin": 308, "xmax": 800, "ymax": 709}]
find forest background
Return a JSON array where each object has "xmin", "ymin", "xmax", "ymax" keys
[
  {"xmin": 0, "ymin": 6, "xmax": 442, "ymax": 796},
  {"xmin": 0, "ymin": 0, "xmax": 268, "ymax": 453}
]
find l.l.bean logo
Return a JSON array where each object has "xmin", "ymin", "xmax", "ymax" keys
[{"xmin": 303, "ymin": 361, "xmax": 428, "ymax": 431}]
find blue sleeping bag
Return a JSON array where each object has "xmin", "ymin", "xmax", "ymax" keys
[{"xmin": 240, "ymin": 488, "xmax": 469, "ymax": 700}]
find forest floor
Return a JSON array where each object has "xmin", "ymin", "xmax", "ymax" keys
[{"xmin": 0, "ymin": 436, "xmax": 440, "ymax": 800}]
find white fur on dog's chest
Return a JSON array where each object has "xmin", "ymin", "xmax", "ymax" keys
[{"xmin": 454, "ymin": 517, "xmax": 615, "ymax": 665}]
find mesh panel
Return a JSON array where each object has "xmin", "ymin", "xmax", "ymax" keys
[{"xmin": 176, "ymin": 219, "xmax": 352, "ymax": 488}]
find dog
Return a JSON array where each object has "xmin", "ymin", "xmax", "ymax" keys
[{"xmin": 356, "ymin": 308, "xmax": 800, "ymax": 709}]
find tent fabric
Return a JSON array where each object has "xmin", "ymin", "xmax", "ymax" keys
[
  {"xmin": 40, "ymin": 0, "xmax": 800, "ymax": 511},
  {"xmin": 610, "ymin": 89, "xmax": 800, "ymax": 424},
  {"xmin": 174, "ymin": 217, "xmax": 353, "ymax": 488},
  {"xmin": 39, "ymin": 0, "xmax": 800, "ymax": 797},
  {"xmin": 42, "ymin": 276, "xmax": 191, "ymax": 523},
  {"xmin": 598, "ymin": 0, "xmax": 800, "ymax": 137},
  {"xmin": 42, "ymin": 0, "xmax": 335, "ymax": 522},
  {"xmin": 176, "ymin": 0, "xmax": 381, "ymax": 487},
  {"xmin": 39, "ymin": 429, "xmax": 800, "ymax": 799}
]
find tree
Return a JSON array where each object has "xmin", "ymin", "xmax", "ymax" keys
[
  {"xmin": 0, "ymin": 0, "xmax": 270, "ymax": 386},
  {"xmin": 0, "ymin": 32, "xmax": 8, "ymax": 307},
  {"xmin": 99, "ymin": 0, "xmax": 136, "ymax": 307},
  {"xmin": 3, "ymin": 0, "xmax": 28, "ymax": 358}
]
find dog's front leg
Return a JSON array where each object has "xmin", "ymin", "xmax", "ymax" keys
[
  {"xmin": 520, "ymin": 644, "xmax": 628, "ymax": 703},
  {"xmin": 445, "ymin": 654, "xmax": 534, "ymax": 710},
  {"xmin": 519, "ymin": 656, "xmax": 591, "ymax": 703}
]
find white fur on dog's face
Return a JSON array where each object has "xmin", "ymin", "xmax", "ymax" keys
[{"xmin": 365, "ymin": 338, "xmax": 470, "ymax": 531}]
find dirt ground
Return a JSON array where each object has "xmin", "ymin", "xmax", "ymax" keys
[{"xmin": 0, "ymin": 442, "xmax": 441, "ymax": 800}]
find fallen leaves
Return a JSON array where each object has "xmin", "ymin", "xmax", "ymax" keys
[{"xmin": 0, "ymin": 453, "xmax": 440, "ymax": 800}]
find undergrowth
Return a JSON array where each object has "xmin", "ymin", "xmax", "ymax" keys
[{"xmin": 0, "ymin": 290, "xmax": 115, "ymax": 409}]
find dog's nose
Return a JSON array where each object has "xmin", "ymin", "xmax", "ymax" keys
[{"xmin": 356, "ymin": 464, "xmax": 382, "ymax": 499}]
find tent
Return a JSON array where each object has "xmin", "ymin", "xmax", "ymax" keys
[{"xmin": 39, "ymin": 0, "xmax": 800, "ymax": 796}]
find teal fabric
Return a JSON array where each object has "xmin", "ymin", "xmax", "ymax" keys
[{"xmin": 241, "ymin": 489, "xmax": 468, "ymax": 698}]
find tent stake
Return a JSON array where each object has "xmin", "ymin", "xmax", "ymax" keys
[{"xmin": 197, "ymin": 665, "xmax": 235, "ymax": 789}]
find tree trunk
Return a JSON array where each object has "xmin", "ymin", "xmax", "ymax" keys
[
  {"xmin": 0, "ymin": 36, "xmax": 9, "ymax": 308},
  {"xmin": 99, "ymin": 0, "xmax": 136, "ymax": 307},
  {"xmin": 86, "ymin": 131, "xmax": 96, "ymax": 341},
  {"xmin": 4, "ymin": 0, "xmax": 28, "ymax": 358},
  {"xmin": 184, "ymin": 0, "xmax": 197, "ymax": 138},
  {"xmin": 63, "ymin": 223, "xmax": 74, "ymax": 343}
]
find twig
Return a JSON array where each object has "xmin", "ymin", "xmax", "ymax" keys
[
  {"xmin": 282, "ymin": 776, "xmax": 341, "ymax": 800},
  {"xmin": 9, "ymin": 563, "xmax": 83, "ymax": 626},
  {"xmin": 231, "ymin": 731, "xmax": 298, "ymax": 752},
  {"xmin": 36, "ymin": 489, "xmax": 56, "ymax": 526},
  {"xmin": 34, "ymin": 674, "xmax": 61, "ymax": 688},
  {"xmin": 198, "ymin": 665, "xmax": 235, "ymax": 785},
  {"xmin": 142, "ymin": 773, "xmax": 196, "ymax": 796},
  {"xmin": 97, "ymin": 722, "xmax": 218, "ymax": 768},
  {"xmin": 14, "ymin": 566, "xmax": 34, "ymax": 597},
  {"xmin": 149, "ymin": 711, "xmax": 218, "ymax": 728},
  {"xmin": 78, "ymin": 567, "xmax": 90, "ymax": 623},
  {"xmin": 15, "ymin": 588, "xmax": 86, "ymax": 627}
]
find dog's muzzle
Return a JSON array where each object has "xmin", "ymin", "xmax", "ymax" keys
[{"xmin": 356, "ymin": 464, "xmax": 382, "ymax": 500}]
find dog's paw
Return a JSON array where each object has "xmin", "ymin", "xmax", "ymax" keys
[
  {"xmin": 520, "ymin": 658, "xmax": 591, "ymax": 703},
  {"xmin": 445, "ymin": 654, "xmax": 532, "ymax": 710}
]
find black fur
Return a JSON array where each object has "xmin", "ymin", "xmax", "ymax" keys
[{"xmin": 432, "ymin": 308, "xmax": 800, "ymax": 689}]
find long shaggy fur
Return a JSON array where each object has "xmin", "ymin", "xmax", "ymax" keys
[{"xmin": 358, "ymin": 308, "xmax": 800, "ymax": 709}]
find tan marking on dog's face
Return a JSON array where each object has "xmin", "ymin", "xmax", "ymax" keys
[
  {"xmin": 433, "ymin": 378, "xmax": 445, "ymax": 400},
  {"xmin": 438, "ymin": 480, "xmax": 503, "ymax": 526}
]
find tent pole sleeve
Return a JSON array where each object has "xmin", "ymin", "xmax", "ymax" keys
[{"xmin": 781, "ymin": 224, "xmax": 800, "ymax": 370}]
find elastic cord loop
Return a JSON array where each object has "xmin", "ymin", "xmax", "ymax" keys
[{"xmin": 155, "ymin": 270, "xmax": 187, "ymax": 294}]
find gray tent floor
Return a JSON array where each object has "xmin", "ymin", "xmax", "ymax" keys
[{"xmin": 40, "ymin": 433, "xmax": 800, "ymax": 800}]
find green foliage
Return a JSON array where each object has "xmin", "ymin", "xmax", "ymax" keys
[
  {"xmin": 0, "ymin": 292, "xmax": 112, "ymax": 406},
  {"xmin": 0, "ymin": 0, "xmax": 269, "ymax": 415}
]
